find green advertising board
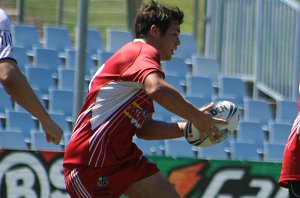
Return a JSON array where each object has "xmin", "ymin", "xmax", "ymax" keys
[
  {"xmin": 0, "ymin": 150, "xmax": 288, "ymax": 198},
  {"xmin": 148, "ymin": 156, "xmax": 287, "ymax": 198}
]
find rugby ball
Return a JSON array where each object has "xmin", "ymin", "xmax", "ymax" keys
[{"xmin": 184, "ymin": 100, "xmax": 239, "ymax": 147}]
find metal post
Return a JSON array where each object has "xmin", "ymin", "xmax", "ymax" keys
[
  {"xmin": 193, "ymin": 0, "xmax": 199, "ymax": 51},
  {"xmin": 292, "ymin": 8, "xmax": 300, "ymax": 100},
  {"xmin": 73, "ymin": 0, "xmax": 89, "ymax": 121},
  {"xmin": 126, "ymin": 0, "xmax": 133, "ymax": 31},
  {"xmin": 17, "ymin": 0, "xmax": 25, "ymax": 24},
  {"xmin": 57, "ymin": 0, "xmax": 64, "ymax": 26},
  {"xmin": 253, "ymin": 0, "xmax": 263, "ymax": 99},
  {"xmin": 217, "ymin": 0, "xmax": 225, "ymax": 63},
  {"xmin": 201, "ymin": 0, "xmax": 208, "ymax": 55},
  {"xmin": 126, "ymin": 0, "xmax": 141, "ymax": 33}
]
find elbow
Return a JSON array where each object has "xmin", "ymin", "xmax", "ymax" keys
[
  {"xmin": 145, "ymin": 84, "xmax": 164, "ymax": 100},
  {"xmin": 135, "ymin": 131, "xmax": 144, "ymax": 139},
  {"xmin": 144, "ymin": 72, "xmax": 166, "ymax": 99},
  {"xmin": 1, "ymin": 70, "xmax": 18, "ymax": 88},
  {"xmin": 0, "ymin": 62, "xmax": 20, "ymax": 88},
  {"xmin": 136, "ymin": 131, "xmax": 149, "ymax": 140}
]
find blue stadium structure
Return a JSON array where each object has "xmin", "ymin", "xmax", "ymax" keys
[{"xmin": 7, "ymin": 23, "xmax": 295, "ymax": 163}]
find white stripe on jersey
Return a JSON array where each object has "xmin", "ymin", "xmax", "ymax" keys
[
  {"xmin": 0, "ymin": 9, "xmax": 13, "ymax": 59},
  {"xmin": 89, "ymin": 121, "xmax": 109, "ymax": 151},
  {"xmin": 89, "ymin": 63, "xmax": 105, "ymax": 91},
  {"xmin": 88, "ymin": 91, "xmax": 149, "ymax": 167},
  {"xmin": 70, "ymin": 169, "xmax": 92, "ymax": 198},
  {"xmin": 0, "ymin": 31, "xmax": 13, "ymax": 59},
  {"xmin": 73, "ymin": 80, "xmax": 150, "ymax": 167},
  {"xmin": 90, "ymin": 81, "xmax": 143, "ymax": 131},
  {"xmin": 71, "ymin": 105, "xmax": 93, "ymax": 140},
  {"xmin": 89, "ymin": 93, "xmax": 140, "ymax": 167},
  {"xmin": 291, "ymin": 114, "xmax": 300, "ymax": 133},
  {"xmin": 286, "ymin": 113, "xmax": 300, "ymax": 148},
  {"xmin": 97, "ymin": 114, "xmax": 128, "ymax": 167}
]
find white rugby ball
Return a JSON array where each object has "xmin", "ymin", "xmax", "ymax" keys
[{"xmin": 184, "ymin": 100, "xmax": 240, "ymax": 147}]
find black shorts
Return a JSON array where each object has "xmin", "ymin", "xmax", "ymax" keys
[{"xmin": 289, "ymin": 181, "xmax": 300, "ymax": 198}]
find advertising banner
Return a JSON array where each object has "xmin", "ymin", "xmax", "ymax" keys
[
  {"xmin": 149, "ymin": 156, "xmax": 288, "ymax": 198},
  {"xmin": 0, "ymin": 150, "xmax": 288, "ymax": 198},
  {"xmin": 0, "ymin": 150, "xmax": 67, "ymax": 198}
]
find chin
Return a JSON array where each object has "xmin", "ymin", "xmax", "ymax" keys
[{"xmin": 162, "ymin": 55, "xmax": 173, "ymax": 61}]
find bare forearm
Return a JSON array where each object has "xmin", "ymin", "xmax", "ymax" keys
[
  {"xmin": 0, "ymin": 61, "xmax": 63, "ymax": 144},
  {"xmin": 143, "ymin": 72, "xmax": 227, "ymax": 142},
  {"xmin": 138, "ymin": 118, "xmax": 185, "ymax": 140},
  {"xmin": 0, "ymin": 62, "xmax": 50, "ymax": 122},
  {"xmin": 5, "ymin": 80, "xmax": 49, "ymax": 120},
  {"xmin": 150, "ymin": 83, "xmax": 199, "ymax": 122},
  {"xmin": 145, "ymin": 73, "xmax": 200, "ymax": 123}
]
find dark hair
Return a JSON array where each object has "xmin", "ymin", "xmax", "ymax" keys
[{"xmin": 135, "ymin": 0, "xmax": 184, "ymax": 38}]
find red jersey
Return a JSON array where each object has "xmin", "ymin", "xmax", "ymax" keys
[
  {"xmin": 63, "ymin": 40, "xmax": 164, "ymax": 167},
  {"xmin": 279, "ymin": 83, "xmax": 300, "ymax": 187}
]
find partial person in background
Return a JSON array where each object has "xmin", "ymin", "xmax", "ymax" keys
[
  {"xmin": 0, "ymin": 8, "xmax": 63, "ymax": 144},
  {"xmin": 63, "ymin": 1, "xmax": 226, "ymax": 197},
  {"xmin": 279, "ymin": 82, "xmax": 300, "ymax": 198}
]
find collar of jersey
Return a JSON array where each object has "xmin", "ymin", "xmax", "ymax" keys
[{"xmin": 134, "ymin": 39, "xmax": 146, "ymax": 43}]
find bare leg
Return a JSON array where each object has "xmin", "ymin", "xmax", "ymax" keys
[{"xmin": 123, "ymin": 171, "xmax": 179, "ymax": 198}]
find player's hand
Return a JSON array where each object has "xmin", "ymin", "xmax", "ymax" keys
[
  {"xmin": 192, "ymin": 103, "xmax": 227, "ymax": 142},
  {"xmin": 41, "ymin": 119, "xmax": 63, "ymax": 145}
]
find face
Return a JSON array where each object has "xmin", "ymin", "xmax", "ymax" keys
[{"xmin": 156, "ymin": 22, "xmax": 181, "ymax": 61}]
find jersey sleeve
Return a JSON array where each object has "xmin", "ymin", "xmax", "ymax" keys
[
  {"xmin": 0, "ymin": 9, "xmax": 14, "ymax": 61},
  {"xmin": 131, "ymin": 56, "xmax": 164, "ymax": 84},
  {"xmin": 121, "ymin": 42, "xmax": 165, "ymax": 84}
]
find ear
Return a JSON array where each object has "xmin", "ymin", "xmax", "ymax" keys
[{"xmin": 149, "ymin": 25, "xmax": 160, "ymax": 39}]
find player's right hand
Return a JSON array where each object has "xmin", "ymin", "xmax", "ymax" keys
[
  {"xmin": 192, "ymin": 103, "xmax": 227, "ymax": 143},
  {"xmin": 41, "ymin": 119, "xmax": 63, "ymax": 145}
]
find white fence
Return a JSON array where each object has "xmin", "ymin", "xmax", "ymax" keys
[{"xmin": 205, "ymin": 0, "xmax": 300, "ymax": 101}]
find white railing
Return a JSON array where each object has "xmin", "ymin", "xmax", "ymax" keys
[{"xmin": 205, "ymin": 0, "xmax": 300, "ymax": 101}]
